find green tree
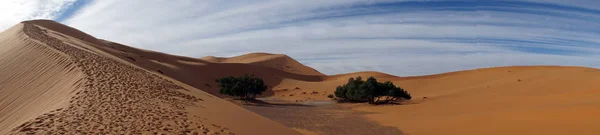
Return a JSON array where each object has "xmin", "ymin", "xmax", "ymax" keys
[
  {"xmin": 333, "ymin": 76, "xmax": 412, "ymax": 104},
  {"xmin": 216, "ymin": 74, "xmax": 267, "ymax": 100},
  {"xmin": 344, "ymin": 77, "xmax": 370, "ymax": 102},
  {"xmin": 364, "ymin": 77, "xmax": 379, "ymax": 104},
  {"xmin": 334, "ymin": 85, "xmax": 347, "ymax": 100}
]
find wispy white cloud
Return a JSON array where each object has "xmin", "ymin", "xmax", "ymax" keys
[
  {"xmin": 0, "ymin": 0, "xmax": 76, "ymax": 30},
  {"xmin": 6, "ymin": 0, "xmax": 600, "ymax": 76}
]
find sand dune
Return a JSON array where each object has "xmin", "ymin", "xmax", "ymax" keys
[
  {"xmin": 2, "ymin": 20, "xmax": 599, "ymax": 135},
  {"xmin": 202, "ymin": 53, "xmax": 324, "ymax": 76},
  {"xmin": 0, "ymin": 20, "xmax": 300, "ymax": 135}
]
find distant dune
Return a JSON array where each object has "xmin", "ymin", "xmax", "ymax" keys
[
  {"xmin": 201, "ymin": 53, "xmax": 324, "ymax": 76},
  {"xmin": 1, "ymin": 20, "xmax": 599, "ymax": 135}
]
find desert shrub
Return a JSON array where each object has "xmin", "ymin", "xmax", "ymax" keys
[
  {"xmin": 327, "ymin": 94, "xmax": 334, "ymax": 99},
  {"xmin": 334, "ymin": 76, "xmax": 411, "ymax": 104},
  {"xmin": 216, "ymin": 74, "xmax": 267, "ymax": 100}
]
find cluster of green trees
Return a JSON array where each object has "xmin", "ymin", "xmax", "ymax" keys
[
  {"xmin": 216, "ymin": 75, "xmax": 267, "ymax": 100},
  {"xmin": 334, "ymin": 76, "xmax": 411, "ymax": 104},
  {"xmin": 215, "ymin": 74, "xmax": 410, "ymax": 104}
]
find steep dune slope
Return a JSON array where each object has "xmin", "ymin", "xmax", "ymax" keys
[
  {"xmin": 0, "ymin": 20, "xmax": 300, "ymax": 135},
  {"xmin": 354, "ymin": 66, "xmax": 600, "ymax": 135},
  {"xmin": 0, "ymin": 23, "xmax": 85, "ymax": 135}
]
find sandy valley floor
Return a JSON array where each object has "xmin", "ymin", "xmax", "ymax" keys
[{"xmin": 242, "ymin": 99, "xmax": 404, "ymax": 135}]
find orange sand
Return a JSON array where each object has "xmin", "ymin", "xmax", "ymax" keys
[{"xmin": 355, "ymin": 66, "xmax": 600, "ymax": 135}]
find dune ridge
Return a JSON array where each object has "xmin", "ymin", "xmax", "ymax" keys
[{"xmin": 12, "ymin": 21, "xmax": 204, "ymax": 134}]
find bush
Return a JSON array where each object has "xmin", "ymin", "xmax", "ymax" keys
[
  {"xmin": 216, "ymin": 74, "xmax": 267, "ymax": 100},
  {"xmin": 334, "ymin": 76, "xmax": 411, "ymax": 104}
]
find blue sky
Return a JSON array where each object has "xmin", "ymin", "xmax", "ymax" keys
[{"xmin": 2, "ymin": 0, "xmax": 600, "ymax": 76}]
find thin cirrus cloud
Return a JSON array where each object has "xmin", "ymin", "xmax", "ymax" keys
[{"xmin": 2, "ymin": 0, "xmax": 600, "ymax": 76}]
